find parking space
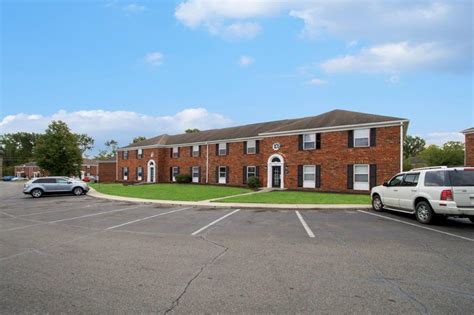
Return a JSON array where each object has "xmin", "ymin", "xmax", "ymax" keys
[{"xmin": 1, "ymin": 182, "xmax": 473, "ymax": 313}]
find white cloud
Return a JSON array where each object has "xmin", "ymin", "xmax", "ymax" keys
[
  {"xmin": 223, "ymin": 22, "xmax": 261, "ymax": 39},
  {"xmin": 305, "ymin": 78, "xmax": 326, "ymax": 86},
  {"xmin": 320, "ymin": 41, "xmax": 455, "ymax": 74},
  {"xmin": 423, "ymin": 132, "xmax": 465, "ymax": 146},
  {"xmin": 144, "ymin": 52, "xmax": 163, "ymax": 66},
  {"xmin": 123, "ymin": 3, "xmax": 147, "ymax": 13},
  {"xmin": 0, "ymin": 108, "xmax": 233, "ymax": 152},
  {"xmin": 238, "ymin": 55, "xmax": 254, "ymax": 67}
]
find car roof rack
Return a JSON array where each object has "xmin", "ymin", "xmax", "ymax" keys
[{"xmin": 410, "ymin": 166, "xmax": 448, "ymax": 171}]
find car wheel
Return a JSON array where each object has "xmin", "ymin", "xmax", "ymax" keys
[
  {"xmin": 372, "ymin": 195, "xmax": 384, "ymax": 212},
  {"xmin": 468, "ymin": 216, "xmax": 474, "ymax": 223},
  {"xmin": 415, "ymin": 201, "xmax": 434, "ymax": 224},
  {"xmin": 73, "ymin": 187, "xmax": 83, "ymax": 196},
  {"xmin": 31, "ymin": 188, "xmax": 43, "ymax": 198}
]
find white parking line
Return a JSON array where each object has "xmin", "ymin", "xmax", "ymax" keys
[
  {"xmin": 48, "ymin": 205, "xmax": 145, "ymax": 224},
  {"xmin": 191, "ymin": 209, "xmax": 240, "ymax": 236},
  {"xmin": 295, "ymin": 211, "xmax": 315, "ymax": 238},
  {"xmin": 357, "ymin": 210, "xmax": 474, "ymax": 242},
  {"xmin": 105, "ymin": 207, "xmax": 193, "ymax": 230}
]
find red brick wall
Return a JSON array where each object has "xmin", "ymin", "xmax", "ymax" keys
[
  {"xmin": 117, "ymin": 125, "xmax": 402, "ymax": 193},
  {"xmin": 465, "ymin": 133, "xmax": 474, "ymax": 166},
  {"xmin": 98, "ymin": 162, "xmax": 116, "ymax": 183},
  {"xmin": 14, "ymin": 165, "xmax": 42, "ymax": 178},
  {"xmin": 81, "ymin": 165, "xmax": 98, "ymax": 177}
]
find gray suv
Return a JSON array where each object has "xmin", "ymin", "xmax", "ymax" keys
[{"xmin": 23, "ymin": 177, "xmax": 90, "ymax": 198}]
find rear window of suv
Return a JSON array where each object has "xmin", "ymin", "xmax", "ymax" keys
[
  {"xmin": 424, "ymin": 171, "xmax": 450, "ymax": 187},
  {"xmin": 449, "ymin": 170, "xmax": 474, "ymax": 186}
]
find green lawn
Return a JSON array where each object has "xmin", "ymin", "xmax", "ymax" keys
[
  {"xmin": 90, "ymin": 183, "xmax": 251, "ymax": 201},
  {"xmin": 218, "ymin": 191, "xmax": 371, "ymax": 204}
]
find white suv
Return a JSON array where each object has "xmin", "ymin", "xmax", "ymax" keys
[{"xmin": 371, "ymin": 167, "xmax": 474, "ymax": 224}]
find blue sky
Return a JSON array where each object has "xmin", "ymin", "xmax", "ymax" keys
[{"xmin": 1, "ymin": 0, "xmax": 472, "ymax": 153}]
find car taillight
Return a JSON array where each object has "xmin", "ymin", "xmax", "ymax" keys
[{"xmin": 440, "ymin": 189, "xmax": 453, "ymax": 201}]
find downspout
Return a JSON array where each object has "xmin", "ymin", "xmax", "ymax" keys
[
  {"xmin": 400, "ymin": 122, "xmax": 404, "ymax": 172},
  {"xmin": 206, "ymin": 142, "xmax": 209, "ymax": 184},
  {"xmin": 116, "ymin": 152, "xmax": 119, "ymax": 182}
]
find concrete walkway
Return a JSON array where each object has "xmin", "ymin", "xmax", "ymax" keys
[{"xmin": 87, "ymin": 188, "xmax": 372, "ymax": 210}]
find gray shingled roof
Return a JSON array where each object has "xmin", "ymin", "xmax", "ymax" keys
[
  {"xmin": 121, "ymin": 109, "xmax": 406, "ymax": 149},
  {"xmin": 462, "ymin": 127, "xmax": 474, "ymax": 134}
]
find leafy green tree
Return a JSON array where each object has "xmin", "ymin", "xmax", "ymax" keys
[
  {"xmin": 0, "ymin": 132, "xmax": 39, "ymax": 175},
  {"xmin": 94, "ymin": 139, "xmax": 119, "ymax": 160},
  {"xmin": 77, "ymin": 134, "xmax": 94, "ymax": 156},
  {"xmin": 419, "ymin": 142, "xmax": 464, "ymax": 167},
  {"xmin": 185, "ymin": 128, "xmax": 200, "ymax": 133},
  {"xmin": 34, "ymin": 121, "xmax": 82, "ymax": 176},
  {"xmin": 404, "ymin": 135, "xmax": 426, "ymax": 159},
  {"xmin": 132, "ymin": 136, "xmax": 146, "ymax": 144}
]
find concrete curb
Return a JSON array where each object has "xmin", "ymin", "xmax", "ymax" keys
[{"xmin": 87, "ymin": 188, "xmax": 372, "ymax": 211}]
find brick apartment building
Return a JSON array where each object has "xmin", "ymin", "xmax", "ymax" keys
[
  {"xmin": 463, "ymin": 127, "xmax": 474, "ymax": 166},
  {"xmin": 15, "ymin": 159, "xmax": 99, "ymax": 179},
  {"xmin": 116, "ymin": 110, "xmax": 408, "ymax": 193}
]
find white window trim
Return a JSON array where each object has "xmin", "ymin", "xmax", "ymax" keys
[
  {"xmin": 246, "ymin": 166, "xmax": 257, "ymax": 180},
  {"xmin": 138, "ymin": 148, "xmax": 143, "ymax": 158},
  {"xmin": 354, "ymin": 129, "xmax": 370, "ymax": 148},
  {"xmin": 303, "ymin": 133, "xmax": 316, "ymax": 150},
  {"xmin": 137, "ymin": 167, "xmax": 143, "ymax": 181},
  {"xmin": 218, "ymin": 166, "xmax": 227, "ymax": 184},
  {"xmin": 192, "ymin": 166, "xmax": 199, "ymax": 183},
  {"xmin": 192, "ymin": 145, "xmax": 200, "ymax": 157},
  {"xmin": 123, "ymin": 150, "xmax": 129, "ymax": 160},
  {"xmin": 123, "ymin": 167, "xmax": 128, "ymax": 181},
  {"xmin": 218, "ymin": 143, "xmax": 227, "ymax": 156},
  {"xmin": 354, "ymin": 164, "xmax": 369, "ymax": 191},
  {"xmin": 246, "ymin": 140, "xmax": 256, "ymax": 154},
  {"xmin": 303, "ymin": 165, "xmax": 316, "ymax": 188},
  {"xmin": 172, "ymin": 167, "xmax": 179, "ymax": 182},
  {"xmin": 172, "ymin": 147, "xmax": 179, "ymax": 158}
]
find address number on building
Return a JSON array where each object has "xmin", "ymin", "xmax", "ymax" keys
[{"xmin": 272, "ymin": 143, "xmax": 281, "ymax": 151}]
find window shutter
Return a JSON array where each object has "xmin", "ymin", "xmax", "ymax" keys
[
  {"xmin": 226, "ymin": 143, "xmax": 230, "ymax": 156},
  {"xmin": 370, "ymin": 164, "xmax": 377, "ymax": 189},
  {"xmin": 215, "ymin": 166, "xmax": 219, "ymax": 183},
  {"xmin": 198, "ymin": 167, "xmax": 201, "ymax": 183},
  {"xmin": 189, "ymin": 167, "xmax": 193, "ymax": 177},
  {"xmin": 256, "ymin": 166, "xmax": 260, "ymax": 178},
  {"xmin": 347, "ymin": 165, "xmax": 354, "ymax": 189},
  {"xmin": 177, "ymin": 166, "xmax": 180, "ymax": 174},
  {"xmin": 198, "ymin": 145, "xmax": 201, "ymax": 157},
  {"xmin": 243, "ymin": 166, "xmax": 247, "ymax": 184},
  {"xmin": 316, "ymin": 133, "xmax": 321, "ymax": 150},
  {"xmin": 348, "ymin": 130, "xmax": 354, "ymax": 148},
  {"xmin": 298, "ymin": 135, "xmax": 303, "ymax": 151},
  {"xmin": 169, "ymin": 167, "xmax": 173, "ymax": 181},
  {"xmin": 226, "ymin": 166, "xmax": 230, "ymax": 183},
  {"xmin": 190, "ymin": 146, "xmax": 193, "ymax": 157},
  {"xmin": 136, "ymin": 150, "xmax": 139, "ymax": 159},
  {"xmin": 370, "ymin": 128, "xmax": 376, "ymax": 147},
  {"xmin": 243, "ymin": 141, "xmax": 247, "ymax": 155},
  {"xmin": 316, "ymin": 165, "xmax": 321, "ymax": 188},
  {"xmin": 256, "ymin": 140, "xmax": 260, "ymax": 154},
  {"xmin": 177, "ymin": 147, "xmax": 180, "ymax": 158},
  {"xmin": 215, "ymin": 144, "xmax": 219, "ymax": 156},
  {"xmin": 136, "ymin": 167, "xmax": 138, "ymax": 180},
  {"xmin": 170, "ymin": 148, "xmax": 173, "ymax": 158},
  {"xmin": 297, "ymin": 165, "xmax": 303, "ymax": 187}
]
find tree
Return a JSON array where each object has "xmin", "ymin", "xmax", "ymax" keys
[
  {"xmin": 185, "ymin": 128, "xmax": 200, "ymax": 133},
  {"xmin": 105, "ymin": 139, "xmax": 118, "ymax": 155},
  {"xmin": 132, "ymin": 136, "xmax": 146, "ymax": 144},
  {"xmin": 95, "ymin": 139, "xmax": 119, "ymax": 160},
  {"xmin": 0, "ymin": 132, "xmax": 39, "ymax": 175},
  {"xmin": 34, "ymin": 121, "xmax": 82, "ymax": 176},
  {"xmin": 77, "ymin": 134, "xmax": 94, "ymax": 157},
  {"xmin": 419, "ymin": 142, "xmax": 464, "ymax": 167},
  {"xmin": 404, "ymin": 135, "xmax": 426, "ymax": 159}
]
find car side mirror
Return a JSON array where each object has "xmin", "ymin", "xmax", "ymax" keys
[
  {"xmin": 383, "ymin": 182, "xmax": 389, "ymax": 187},
  {"xmin": 67, "ymin": 181, "xmax": 72, "ymax": 184}
]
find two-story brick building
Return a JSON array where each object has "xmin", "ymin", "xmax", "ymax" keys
[
  {"xmin": 462, "ymin": 127, "xmax": 474, "ymax": 166},
  {"xmin": 14, "ymin": 159, "xmax": 99, "ymax": 179},
  {"xmin": 116, "ymin": 110, "xmax": 408, "ymax": 193}
]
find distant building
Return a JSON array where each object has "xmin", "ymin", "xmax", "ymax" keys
[
  {"xmin": 462, "ymin": 127, "xmax": 474, "ymax": 166},
  {"xmin": 97, "ymin": 158, "xmax": 117, "ymax": 183},
  {"xmin": 14, "ymin": 159, "xmax": 99, "ymax": 179}
]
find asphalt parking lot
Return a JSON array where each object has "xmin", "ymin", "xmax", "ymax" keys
[{"xmin": 1, "ymin": 182, "xmax": 473, "ymax": 314}]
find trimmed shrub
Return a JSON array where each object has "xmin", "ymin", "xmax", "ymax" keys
[
  {"xmin": 175, "ymin": 174, "xmax": 192, "ymax": 184},
  {"xmin": 247, "ymin": 176, "xmax": 261, "ymax": 189}
]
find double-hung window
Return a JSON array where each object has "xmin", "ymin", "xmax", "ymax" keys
[
  {"xmin": 354, "ymin": 129, "xmax": 370, "ymax": 147},
  {"xmin": 218, "ymin": 166, "xmax": 227, "ymax": 184},
  {"xmin": 137, "ymin": 166, "xmax": 143, "ymax": 181},
  {"xmin": 218, "ymin": 143, "xmax": 227, "ymax": 156},
  {"xmin": 303, "ymin": 134, "xmax": 316, "ymax": 150},
  {"xmin": 123, "ymin": 151, "xmax": 129, "ymax": 160},
  {"xmin": 303, "ymin": 165, "xmax": 316, "ymax": 188},
  {"xmin": 172, "ymin": 147, "xmax": 179, "ymax": 158},
  {"xmin": 192, "ymin": 145, "xmax": 200, "ymax": 157},
  {"xmin": 137, "ymin": 148, "xmax": 143, "ymax": 159},
  {"xmin": 354, "ymin": 164, "xmax": 369, "ymax": 190},
  {"xmin": 246, "ymin": 140, "xmax": 256, "ymax": 154},
  {"xmin": 192, "ymin": 166, "xmax": 200, "ymax": 183},
  {"xmin": 247, "ymin": 166, "xmax": 257, "ymax": 180},
  {"xmin": 172, "ymin": 167, "xmax": 179, "ymax": 182},
  {"xmin": 123, "ymin": 167, "xmax": 129, "ymax": 181}
]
